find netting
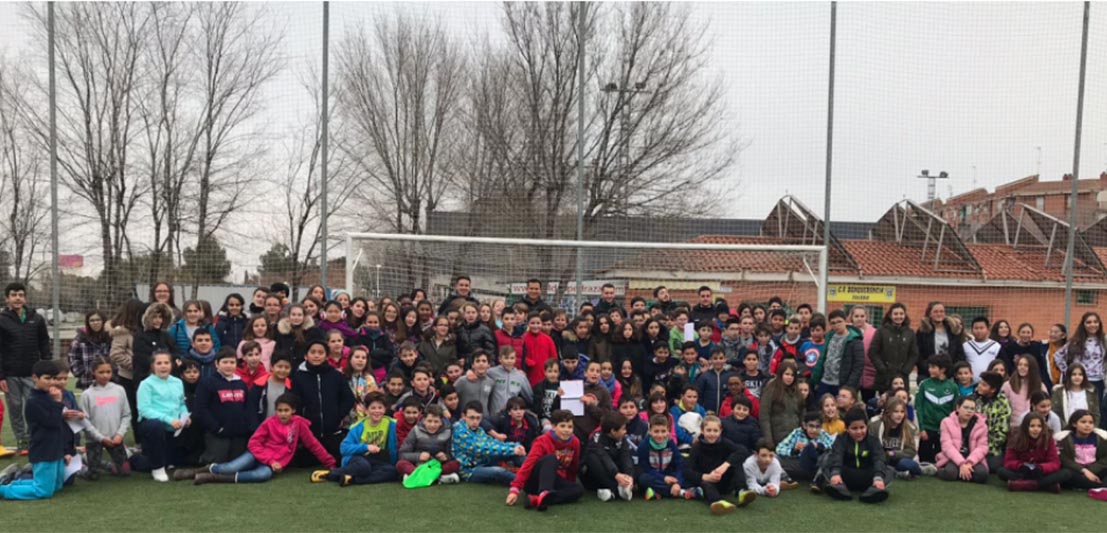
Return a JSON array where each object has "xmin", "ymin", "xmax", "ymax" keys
[{"xmin": 0, "ymin": 1, "xmax": 1103, "ymax": 354}]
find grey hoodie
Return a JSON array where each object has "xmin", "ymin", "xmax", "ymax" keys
[{"xmin": 399, "ymin": 418, "xmax": 453, "ymax": 462}]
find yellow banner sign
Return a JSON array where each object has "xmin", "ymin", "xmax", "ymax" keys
[{"xmin": 827, "ymin": 284, "xmax": 896, "ymax": 303}]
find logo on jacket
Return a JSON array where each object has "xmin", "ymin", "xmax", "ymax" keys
[{"xmin": 218, "ymin": 389, "xmax": 246, "ymax": 403}]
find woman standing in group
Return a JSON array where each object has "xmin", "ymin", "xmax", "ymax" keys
[
  {"xmin": 868, "ymin": 303, "xmax": 918, "ymax": 394},
  {"xmin": 248, "ymin": 288, "xmax": 269, "ymax": 317},
  {"xmin": 1045, "ymin": 324, "xmax": 1068, "ymax": 387},
  {"xmin": 275, "ymin": 304, "xmax": 324, "ymax": 367},
  {"xmin": 68, "ymin": 310, "xmax": 112, "ymax": 390},
  {"xmin": 1056, "ymin": 312, "xmax": 1106, "ymax": 429},
  {"xmin": 149, "ymin": 281, "xmax": 182, "ymax": 321},
  {"xmin": 916, "ymin": 302, "xmax": 965, "ymax": 376}
]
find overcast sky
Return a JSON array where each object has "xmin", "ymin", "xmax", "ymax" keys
[{"xmin": 2, "ymin": 1, "xmax": 1105, "ymax": 273}]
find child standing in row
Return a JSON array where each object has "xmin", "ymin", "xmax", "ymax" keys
[{"xmin": 916, "ymin": 356, "xmax": 958, "ymax": 463}]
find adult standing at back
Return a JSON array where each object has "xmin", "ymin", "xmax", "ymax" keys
[
  {"xmin": 0, "ymin": 282, "xmax": 52, "ymax": 454},
  {"xmin": 916, "ymin": 302, "xmax": 965, "ymax": 377},
  {"xmin": 437, "ymin": 275, "xmax": 480, "ymax": 316},
  {"xmin": 519, "ymin": 279, "xmax": 553, "ymax": 315},
  {"xmin": 689, "ymin": 286, "xmax": 717, "ymax": 325}
]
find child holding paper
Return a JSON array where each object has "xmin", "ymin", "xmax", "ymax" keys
[{"xmin": 136, "ymin": 351, "xmax": 191, "ymax": 482}]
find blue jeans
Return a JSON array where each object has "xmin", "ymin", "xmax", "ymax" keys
[
  {"xmin": 892, "ymin": 457, "xmax": 922, "ymax": 476},
  {"xmin": 0, "ymin": 460, "xmax": 65, "ymax": 500},
  {"xmin": 466, "ymin": 466, "xmax": 516, "ymax": 485},
  {"xmin": 211, "ymin": 452, "xmax": 273, "ymax": 483}
]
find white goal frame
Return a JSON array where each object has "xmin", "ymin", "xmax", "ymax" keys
[{"xmin": 345, "ymin": 232, "xmax": 829, "ymax": 312}]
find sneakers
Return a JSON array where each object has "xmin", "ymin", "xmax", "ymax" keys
[
  {"xmin": 310, "ymin": 470, "xmax": 331, "ymax": 483},
  {"xmin": 683, "ymin": 487, "xmax": 703, "ymax": 500},
  {"xmin": 617, "ymin": 485, "xmax": 634, "ymax": 501},
  {"xmin": 919, "ymin": 462, "xmax": 938, "ymax": 476},
  {"xmin": 808, "ymin": 483, "xmax": 822, "ymax": 495},
  {"xmin": 1089, "ymin": 488, "xmax": 1107, "ymax": 502},
  {"xmin": 172, "ymin": 469, "xmax": 197, "ymax": 481},
  {"xmin": 1046, "ymin": 483, "xmax": 1061, "ymax": 494},
  {"xmin": 894, "ymin": 470, "xmax": 914, "ymax": 481},
  {"xmin": 402, "ymin": 473, "xmax": 410, "ymax": 483},
  {"xmin": 1007, "ymin": 479, "xmax": 1038, "ymax": 492},
  {"xmin": 597, "ymin": 488, "xmax": 614, "ymax": 502},
  {"xmin": 525, "ymin": 491, "xmax": 549, "ymax": 511},
  {"xmin": 151, "ymin": 467, "xmax": 169, "ymax": 483},
  {"xmin": 0, "ymin": 463, "xmax": 19, "ymax": 485},
  {"xmin": 825, "ymin": 483, "xmax": 853, "ymax": 501},
  {"xmin": 339, "ymin": 474, "xmax": 353, "ymax": 487},
  {"xmin": 736, "ymin": 490, "xmax": 757, "ymax": 508},
  {"xmin": 439, "ymin": 473, "xmax": 460, "ymax": 484},
  {"xmin": 710, "ymin": 500, "xmax": 736, "ymax": 515},
  {"xmin": 780, "ymin": 479, "xmax": 799, "ymax": 490},
  {"xmin": 859, "ymin": 486, "xmax": 889, "ymax": 504},
  {"xmin": 0, "ymin": 445, "xmax": 15, "ymax": 459},
  {"xmin": 18, "ymin": 449, "xmax": 29, "ymax": 457},
  {"xmin": 644, "ymin": 487, "xmax": 661, "ymax": 501}
]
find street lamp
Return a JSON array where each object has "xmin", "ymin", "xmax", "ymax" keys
[
  {"xmin": 917, "ymin": 169, "xmax": 949, "ymax": 203},
  {"xmin": 374, "ymin": 264, "xmax": 382, "ymax": 299},
  {"xmin": 601, "ymin": 81, "xmax": 651, "ymax": 220}
]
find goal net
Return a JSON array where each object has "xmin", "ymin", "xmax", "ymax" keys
[{"xmin": 345, "ymin": 232, "xmax": 828, "ymax": 315}]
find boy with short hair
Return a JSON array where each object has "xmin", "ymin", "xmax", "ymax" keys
[
  {"xmin": 768, "ymin": 309, "xmax": 788, "ymax": 345},
  {"xmin": 668, "ymin": 310, "xmax": 690, "ymax": 355},
  {"xmin": 743, "ymin": 439, "xmax": 784, "ymax": 498},
  {"xmin": 638, "ymin": 414, "xmax": 694, "ymax": 500},
  {"xmin": 775, "ymin": 411, "xmax": 834, "ymax": 482},
  {"xmin": 739, "ymin": 351, "xmax": 769, "ymax": 399},
  {"xmin": 770, "ymin": 318, "xmax": 804, "ymax": 374},
  {"xmin": 181, "ymin": 329, "xmax": 218, "ymax": 379},
  {"xmin": 744, "ymin": 325, "xmax": 777, "ymax": 376},
  {"xmin": 581, "ymin": 411, "xmax": 636, "ymax": 501},
  {"xmin": 495, "ymin": 310, "xmax": 525, "ymax": 365},
  {"xmin": 491, "ymin": 397, "xmax": 541, "ymax": 451},
  {"xmin": 397, "ymin": 404, "xmax": 460, "ymax": 484},
  {"xmin": 811, "ymin": 310, "xmax": 865, "ymax": 401},
  {"xmin": 972, "ymin": 370, "xmax": 1011, "ymax": 472},
  {"xmin": 671, "ymin": 385, "xmax": 707, "ymax": 449},
  {"xmin": 0, "ymin": 361, "xmax": 67, "ymax": 500},
  {"xmin": 719, "ymin": 375, "xmax": 761, "ymax": 419},
  {"xmin": 964, "ymin": 317, "xmax": 1000, "ymax": 379},
  {"xmin": 455, "ymin": 350, "xmax": 495, "ymax": 417},
  {"xmin": 291, "ymin": 340, "xmax": 356, "ymax": 464},
  {"xmin": 191, "ymin": 347, "xmax": 252, "ymax": 466},
  {"xmin": 507, "ymin": 409, "xmax": 584, "ymax": 510},
  {"xmin": 531, "ymin": 359, "xmax": 562, "ymax": 430},
  {"xmin": 694, "ymin": 321, "xmax": 717, "ymax": 361},
  {"xmin": 677, "ymin": 342, "xmax": 703, "ymax": 383},
  {"xmin": 642, "ymin": 341, "xmax": 677, "ymax": 391},
  {"xmin": 719, "ymin": 318, "xmax": 746, "ymax": 362},
  {"xmin": 618, "ymin": 397, "xmax": 648, "ymax": 455},
  {"xmin": 382, "ymin": 370, "xmax": 408, "ymax": 410},
  {"xmin": 453, "ymin": 401, "xmax": 527, "ymax": 485},
  {"xmin": 485, "ymin": 347, "xmax": 533, "ymax": 416},
  {"xmin": 721, "ymin": 395, "xmax": 762, "ymax": 453},
  {"xmin": 313, "ymin": 391, "xmax": 397, "ymax": 486},
  {"xmin": 396, "ymin": 365, "xmax": 440, "ymax": 411},
  {"xmin": 248, "ymin": 353, "xmax": 292, "ymax": 423},
  {"xmin": 560, "ymin": 350, "xmax": 585, "ymax": 381},
  {"xmin": 915, "ymin": 355, "xmax": 958, "ymax": 464},
  {"xmin": 797, "ymin": 316, "xmax": 827, "ymax": 379},
  {"xmin": 822, "ymin": 408, "xmax": 890, "ymax": 503},
  {"xmin": 393, "ymin": 397, "xmax": 423, "ymax": 446},
  {"xmin": 696, "ymin": 347, "xmax": 734, "ymax": 414}
]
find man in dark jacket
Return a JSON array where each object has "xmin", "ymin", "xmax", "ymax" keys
[
  {"xmin": 592, "ymin": 284, "xmax": 626, "ymax": 318},
  {"xmin": 580, "ymin": 412, "xmax": 636, "ymax": 501},
  {"xmin": 0, "ymin": 282, "xmax": 52, "ymax": 452},
  {"xmin": 291, "ymin": 340, "xmax": 355, "ymax": 464},
  {"xmin": 436, "ymin": 275, "xmax": 481, "ymax": 315},
  {"xmin": 520, "ymin": 279, "xmax": 553, "ymax": 315},
  {"xmin": 689, "ymin": 286, "xmax": 718, "ymax": 325}
]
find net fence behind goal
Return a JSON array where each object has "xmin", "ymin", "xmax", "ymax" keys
[{"xmin": 345, "ymin": 233, "xmax": 827, "ymax": 315}]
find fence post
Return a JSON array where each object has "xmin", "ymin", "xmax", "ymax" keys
[
  {"xmin": 1063, "ymin": 1, "xmax": 1089, "ymax": 331},
  {"xmin": 819, "ymin": 1, "xmax": 837, "ymax": 314}
]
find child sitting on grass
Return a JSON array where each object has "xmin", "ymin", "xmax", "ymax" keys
[
  {"xmin": 685, "ymin": 415, "xmax": 755, "ymax": 515},
  {"xmin": 869, "ymin": 397, "xmax": 925, "ymax": 479},
  {"xmin": 397, "ymin": 404, "xmax": 460, "ymax": 485},
  {"xmin": 78, "ymin": 358, "xmax": 132, "ymax": 480},
  {"xmin": 312, "ymin": 391, "xmax": 397, "ymax": 486},
  {"xmin": 743, "ymin": 439, "xmax": 785, "ymax": 499},
  {"xmin": 822, "ymin": 408, "xmax": 890, "ymax": 503},
  {"xmin": 638, "ymin": 415, "xmax": 697, "ymax": 501},
  {"xmin": 581, "ymin": 412, "xmax": 636, "ymax": 501},
  {"xmin": 1055, "ymin": 409, "xmax": 1107, "ymax": 490},
  {"xmin": 506, "ymin": 409, "xmax": 583, "ymax": 511},
  {"xmin": 136, "ymin": 351, "xmax": 190, "ymax": 482},
  {"xmin": 452, "ymin": 401, "xmax": 527, "ymax": 485},
  {"xmin": 819, "ymin": 393, "xmax": 844, "ymax": 436},
  {"xmin": 193, "ymin": 393, "xmax": 335, "ymax": 484},
  {"xmin": 997, "ymin": 412, "xmax": 1070, "ymax": 492}
]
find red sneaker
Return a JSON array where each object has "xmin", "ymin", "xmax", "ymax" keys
[{"xmin": 1090, "ymin": 488, "xmax": 1107, "ymax": 502}]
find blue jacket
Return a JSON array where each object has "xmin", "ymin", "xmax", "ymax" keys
[
  {"xmin": 451, "ymin": 420, "xmax": 520, "ymax": 479},
  {"xmin": 340, "ymin": 417, "xmax": 398, "ymax": 467},
  {"xmin": 213, "ymin": 313, "xmax": 248, "ymax": 351},
  {"xmin": 637, "ymin": 437, "xmax": 684, "ymax": 485},
  {"xmin": 193, "ymin": 374, "xmax": 253, "ymax": 438},
  {"xmin": 167, "ymin": 319, "xmax": 221, "ymax": 355},
  {"xmin": 695, "ymin": 369, "xmax": 734, "ymax": 414},
  {"xmin": 670, "ymin": 401, "xmax": 707, "ymax": 445},
  {"xmin": 137, "ymin": 374, "xmax": 189, "ymax": 428}
]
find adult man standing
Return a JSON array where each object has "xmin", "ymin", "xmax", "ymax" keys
[
  {"xmin": 437, "ymin": 275, "xmax": 481, "ymax": 315},
  {"xmin": 592, "ymin": 283, "xmax": 625, "ymax": 318},
  {"xmin": 520, "ymin": 279, "xmax": 553, "ymax": 315},
  {"xmin": 689, "ymin": 286, "xmax": 717, "ymax": 324},
  {"xmin": 0, "ymin": 282, "xmax": 52, "ymax": 454},
  {"xmin": 652, "ymin": 286, "xmax": 678, "ymax": 315}
]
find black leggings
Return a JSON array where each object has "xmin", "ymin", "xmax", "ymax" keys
[
  {"xmin": 696, "ymin": 469, "xmax": 740, "ymax": 503},
  {"xmin": 523, "ymin": 455, "xmax": 584, "ymax": 507},
  {"xmin": 997, "ymin": 467, "xmax": 1072, "ymax": 488}
]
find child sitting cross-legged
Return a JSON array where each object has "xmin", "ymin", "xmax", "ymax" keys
[
  {"xmin": 397, "ymin": 404, "xmax": 461, "ymax": 485},
  {"xmin": 638, "ymin": 414, "xmax": 697, "ymax": 501},
  {"xmin": 821, "ymin": 407, "xmax": 891, "ymax": 503},
  {"xmin": 685, "ymin": 415, "xmax": 756, "ymax": 515},
  {"xmin": 193, "ymin": 393, "xmax": 335, "ymax": 484},
  {"xmin": 312, "ymin": 391, "xmax": 398, "ymax": 486},
  {"xmin": 581, "ymin": 411, "xmax": 636, "ymax": 502},
  {"xmin": 997, "ymin": 412, "xmax": 1070, "ymax": 492},
  {"xmin": 869, "ymin": 397, "xmax": 924, "ymax": 479},
  {"xmin": 506, "ymin": 409, "xmax": 584, "ymax": 511},
  {"xmin": 775, "ymin": 411, "xmax": 833, "ymax": 483}
]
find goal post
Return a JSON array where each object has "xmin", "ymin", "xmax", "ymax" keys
[{"xmin": 345, "ymin": 232, "xmax": 829, "ymax": 313}]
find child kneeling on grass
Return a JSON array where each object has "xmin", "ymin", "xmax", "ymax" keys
[
  {"xmin": 397, "ymin": 404, "xmax": 460, "ymax": 485},
  {"xmin": 192, "ymin": 393, "xmax": 335, "ymax": 484},
  {"xmin": 685, "ymin": 415, "xmax": 756, "ymax": 515},
  {"xmin": 0, "ymin": 361, "xmax": 68, "ymax": 500},
  {"xmin": 79, "ymin": 358, "xmax": 132, "ymax": 480},
  {"xmin": 312, "ymin": 391, "xmax": 397, "ymax": 486},
  {"xmin": 821, "ymin": 407, "xmax": 890, "ymax": 503},
  {"xmin": 506, "ymin": 409, "xmax": 583, "ymax": 511},
  {"xmin": 637, "ymin": 414, "xmax": 698, "ymax": 501}
]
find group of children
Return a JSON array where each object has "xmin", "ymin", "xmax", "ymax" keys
[{"xmin": 3, "ymin": 280, "xmax": 1107, "ymax": 513}]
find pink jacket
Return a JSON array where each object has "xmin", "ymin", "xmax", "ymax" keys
[
  {"xmin": 936, "ymin": 412, "xmax": 989, "ymax": 470},
  {"xmin": 1000, "ymin": 381, "xmax": 1048, "ymax": 428},
  {"xmin": 859, "ymin": 323, "xmax": 877, "ymax": 390},
  {"xmin": 248, "ymin": 414, "xmax": 335, "ymax": 469}
]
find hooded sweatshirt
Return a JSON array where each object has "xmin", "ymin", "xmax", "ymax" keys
[
  {"xmin": 399, "ymin": 417, "xmax": 454, "ymax": 463},
  {"xmin": 193, "ymin": 372, "xmax": 253, "ymax": 437},
  {"xmin": 249, "ymin": 414, "xmax": 335, "ymax": 469},
  {"xmin": 487, "ymin": 365, "xmax": 534, "ymax": 416}
]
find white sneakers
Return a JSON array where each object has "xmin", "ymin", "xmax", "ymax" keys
[
  {"xmin": 617, "ymin": 485, "xmax": 634, "ymax": 501},
  {"xmin": 151, "ymin": 467, "xmax": 169, "ymax": 482},
  {"xmin": 439, "ymin": 473, "xmax": 460, "ymax": 484},
  {"xmin": 597, "ymin": 488, "xmax": 614, "ymax": 501}
]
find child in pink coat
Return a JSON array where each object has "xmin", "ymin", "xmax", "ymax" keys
[
  {"xmin": 935, "ymin": 396, "xmax": 990, "ymax": 483},
  {"xmin": 190, "ymin": 393, "xmax": 335, "ymax": 484}
]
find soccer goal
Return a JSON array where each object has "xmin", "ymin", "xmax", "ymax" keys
[{"xmin": 344, "ymin": 232, "xmax": 829, "ymax": 313}]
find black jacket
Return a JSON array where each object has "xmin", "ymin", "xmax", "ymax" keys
[
  {"xmin": 193, "ymin": 374, "xmax": 254, "ymax": 438},
  {"xmin": 916, "ymin": 318, "xmax": 965, "ymax": 375},
  {"xmin": 593, "ymin": 300, "xmax": 626, "ymax": 319},
  {"xmin": 612, "ymin": 341, "xmax": 647, "ymax": 377},
  {"xmin": 519, "ymin": 296, "xmax": 553, "ymax": 316},
  {"xmin": 436, "ymin": 292, "xmax": 480, "ymax": 316},
  {"xmin": 456, "ymin": 322, "xmax": 497, "ymax": 363},
  {"xmin": 291, "ymin": 360, "xmax": 355, "ymax": 437},
  {"xmin": 355, "ymin": 328, "xmax": 395, "ymax": 370},
  {"xmin": 491, "ymin": 411, "xmax": 542, "ymax": 449},
  {"xmin": 721, "ymin": 415, "xmax": 763, "ymax": 452},
  {"xmin": 133, "ymin": 328, "xmax": 177, "ymax": 384},
  {"xmin": 26, "ymin": 388, "xmax": 66, "ymax": 463},
  {"xmin": 246, "ymin": 377, "xmax": 285, "ymax": 425},
  {"xmin": 274, "ymin": 320, "xmax": 325, "ymax": 368},
  {"xmin": 684, "ymin": 436, "xmax": 747, "ymax": 485},
  {"xmin": 826, "ymin": 433, "xmax": 888, "ymax": 480},
  {"xmin": 584, "ymin": 430, "xmax": 635, "ymax": 476},
  {"xmin": 214, "ymin": 313, "xmax": 249, "ymax": 351},
  {"xmin": 0, "ymin": 307, "xmax": 51, "ymax": 379}
]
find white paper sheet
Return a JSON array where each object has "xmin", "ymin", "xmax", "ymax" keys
[
  {"xmin": 563, "ymin": 398, "xmax": 584, "ymax": 416},
  {"xmin": 66, "ymin": 415, "xmax": 91, "ymax": 434},
  {"xmin": 173, "ymin": 413, "xmax": 191, "ymax": 437},
  {"xmin": 64, "ymin": 454, "xmax": 83, "ymax": 480},
  {"xmin": 561, "ymin": 380, "xmax": 584, "ymax": 398},
  {"xmin": 684, "ymin": 322, "xmax": 696, "ymax": 343}
]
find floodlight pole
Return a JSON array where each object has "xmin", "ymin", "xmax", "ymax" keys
[
  {"xmin": 48, "ymin": 2, "xmax": 60, "ymax": 356},
  {"xmin": 818, "ymin": 1, "xmax": 836, "ymax": 314},
  {"xmin": 320, "ymin": 1, "xmax": 330, "ymax": 293},
  {"xmin": 1063, "ymin": 1, "xmax": 1090, "ymax": 331},
  {"xmin": 575, "ymin": 2, "xmax": 586, "ymax": 308}
]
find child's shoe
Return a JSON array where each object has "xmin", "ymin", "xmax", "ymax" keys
[
  {"xmin": 859, "ymin": 486, "xmax": 889, "ymax": 504},
  {"xmin": 710, "ymin": 500, "xmax": 736, "ymax": 515},
  {"xmin": 0, "ymin": 445, "xmax": 16, "ymax": 458},
  {"xmin": 172, "ymin": 468, "xmax": 197, "ymax": 481},
  {"xmin": 0, "ymin": 463, "xmax": 19, "ymax": 485},
  {"xmin": 780, "ymin": 479, "xmax": 799, "ymax": 490},
  {"xmin": 736, "ymin": 490, "xmax": 757, "ymax": 507},
  {"xmin": 919, "ymin": 462, "xmax": 938, "ymax": 476},
  {"xmin": 194, "ymin": 473, "xmax": 235, "ymax": 485},
  {"xmin": 439, "ymin": 473, "xmax": 460, "ymax": 484},
  {"xmin": 120, "ymin": 461, "xmax": 132, "ymax": 477},
  {"xmin": 82, "ymin": 469, "xmax": 101, "ymax": 482},
  {"xmin": 597, "ymin": 488, "xmax": 614, "ymax": 502},
  {"xmin": 151, "ymin": 467, "xmax": 169, "ymax": 482},
  {"xmin": 339, "ymin": 474, "xmax": 354, "ymax": 487},
  {"xmin": 1089, "ymin": 488, "xmax": 1107, "ymax": 502},
  {"xmin": 1046, "ymin": 483, "xmax": 1062, "ymax": 494},
  {"xmin": 525, "ymin": 491, "xmax": 549, "ymax": 511},
  {"xmin": 1007, "ymin": 479, "xmax": 1037, "ymax": 492},
  {"xmin": 683, "ymin": 487, "xmax": 703, "ymax": 500},
  {"xmin": 644, "ymin": 487, "xmax": 661, "ymax": 501},
  {"xmin": 894, "ymin": 470, "xmax": 914, "ymax": 480},
  {"xmin": 808, "ymin": 482, "xmax": 822, "ymax": 494},
  {"xmin": 617, "ymin": 485, "xmax": 634, "ymax": 501},
  {"xmin": 310, "ymin": 470, "xmax": 331, "ymax": 483},
  {"xmin": 825, "ymin": 483, "xmax": 852, "ymax": 500}
]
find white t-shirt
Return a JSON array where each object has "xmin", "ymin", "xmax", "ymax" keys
[{"xmin": 963, "ymin": 339, "xmax": 1000, "ymax": 378}]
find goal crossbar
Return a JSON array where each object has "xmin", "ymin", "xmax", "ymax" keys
[{"xmin": 344, "ymin": 232, "xmax": 829, "ymax": 310}]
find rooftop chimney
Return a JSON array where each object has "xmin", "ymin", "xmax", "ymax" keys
[{"xmin": 1062, "ymin": 173, "xmax": 1074, "ymax": 181}]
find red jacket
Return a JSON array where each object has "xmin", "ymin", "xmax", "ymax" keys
[
  {"xmin": 236, "ymin": 365, "xmax": 267, "ymax": 389},
  {"xmin": 248, "ymin": 414, "xmax": 335, "ymax": 469},
  {"xmin": 394, "ymin": 411, "xmax": 417, "ymax": 446},
  {"xmin": 769, "ymin": 336, "xmax": 802, "ymax": 375},
  {"xmin": 522, "ymin": 332, "xmax": 558, "ymax": 386},
  {"xmin": 510, "ymin": 431, "xmax": 580, "ymax": 491},
  {"xmin": 719, "ymin": 390, "xmax": 761, "ymax": 420},
  {"xmin": 1003, "ymin": 438, "xmax": 1061, "ymax": 474},
  {"xmin": 495, "ymin": 329, "xmax": 525, "ymax": 369}
]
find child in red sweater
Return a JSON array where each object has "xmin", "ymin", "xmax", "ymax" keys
[
  {"xmin": 506, "ymin": 410, "xmax": 584, "ymax": 510},
  {"xmin": 192, "ymin": 393, "xmax": 335, "ymax": 484},
  {"xmin": 997, "ymin": 412, "xmax": 1071, "ymax": 492}
]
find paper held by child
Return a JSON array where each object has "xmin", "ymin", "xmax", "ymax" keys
[
  {"xmin": 561, "ymin": 380, "xmax": 584, "ymax": 416},
  {"xmin": 173, "ymin": 413, "xmax": 191, "ymax": 437},
  {"xmin": 64, "ymin": 454, "xmax": 83, "ymax": 481},
  {"xmin": 66, "ymin": 415, "xmax": 92, "ymax": 435}
]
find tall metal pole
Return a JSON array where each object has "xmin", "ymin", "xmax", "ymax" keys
[
  {"xmin": 574, "ymin": 2, "xmax": 586, "ymax": 307},
  {"xmin": 818, "ymin": 1, "xmax": 836, "ymax": 314},
  {"xmin": 320, "ymin": 1, "xmax": 330, "ymax": 294},
  {"xmin": 48, "ymin": 3, "xmax": 60, "ymax": 357},
  {"xmin": 1063, "ymin": 1, "xmax": 1090, "ymax": 331}
]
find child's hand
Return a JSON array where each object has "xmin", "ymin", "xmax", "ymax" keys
[
  {"xmin": 465, "ymin": 370, "xmax": 478, "ymax": 382},
  {"xmin": 435, "ymin": 452, "xmax": 449, "ymax": 462},
  {"xmin": 766, "ymin": 484, "xmax": 778, "ymax": 497},
  {"xmin": 829, "ymin": 475, "xmax": 843, "ymax": 486},
  {"xmin": 669, "ymin": 484, "xmax": 682, "ymax": 497},
  {"xmin": 490, "ymin": 431, "xmax": 506, "ymax": 441},
  {"xmin": 64, "ymin": 454, "xmax": 72, "ymax": 464},
  {"xmin": 514, "ymin": 445, "xmax": 526, "ymax": 456},
  {"xmin": 1083, "ymin": 468, "xmax": 1102, "ymax": 483},
  {"xmin": 101, "ymin": 438, "xmax": 114, "ymax": 447},
  {"xmin": 556, "ymin": 388, "xmax": 564, "ymax": 397},
  {"xmin": 171, "ymin": 420, "xmax": 183, "ymax": 430},
  {"xmin": 419, "ymin": 452, "xmax": 432, "ymax": 462},
  {"xmin": 958, "ymin": 463, "xmax": 973, "ymax": 481},
  {"xmin": 794, "ymin": 441, "xmax": 806, "ymax": 451},
  {"xmin": 49, "ymin": 386, "xmax": 63, "ymax": 402},
  {"xmin": 581, "ymin": 393, "xmax": 597, "ymax": 406},
  {"xmin": 505, "ymin": 492, "xmax": 518, "ymax": 506},
  {"xmin": 63, "ymin": 409, "xmax": 82, "ymax": 421},
  {"xmin": 366, "ymin": 445, "xmax": 381, "ymax": 454},
  {"xmin": 703, "ymin": 472, "xmax": 720, "ymax": 483},
  {"xmin": 112, "ymin": 435, "xmax": 124, "ymax": 446},
  {"xmin": 663, "ymin": 475, "xmax": 678, "ymax": 485},
  {"xmin": 873, "ymin": 480, "xmax": 885, "ymax": 490},
  {"xmin": 919, "ymin": 430, "xmax": 928, "ymax": 441},
  {"xmin": 615, "ymin": 473, "xmax": 633, "ymax": 488},
  {"xmin": 271, "ymin": 462, "xmax": 282, "ymax": 473}
]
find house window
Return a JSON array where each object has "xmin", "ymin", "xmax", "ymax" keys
[
  {"xmin": 1035, "ymin": 196, "xmax": 1045, "ymax": 211},
  {"xmin": 945, "ymin": 306, "xmax": 988, "ymax": 323},
  {"xmin": 1076, "ymin": 290, "xmax": 1097, "ymax": 305}
]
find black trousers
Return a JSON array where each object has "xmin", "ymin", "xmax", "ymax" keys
[
  {"xmin": 580, "ymin": 453, "xmax": 620, "ymax": 491},
  {"xmin": 523, "ymin": 455, "xmax": 584, "ymax": 507},
  {"xmin": 997, "ymin": 466, "xmax": 1072, "ymax": 488}
]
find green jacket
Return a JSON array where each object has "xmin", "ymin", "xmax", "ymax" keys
[
  {"xmin": 915, "ymin": 377, "xmax": 958, "ymax": 433},
  {"xmin": 975, "ymin": 392, "xmax": 1011, "ymax": 457},
  {"xmin": 811, "ymin": 325, "xmax": 864, "ymax": 388}
]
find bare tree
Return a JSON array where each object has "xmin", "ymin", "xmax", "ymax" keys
[{"xmin": 0, "ymin": 64, "xmax": 49, "ymax": 283}]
